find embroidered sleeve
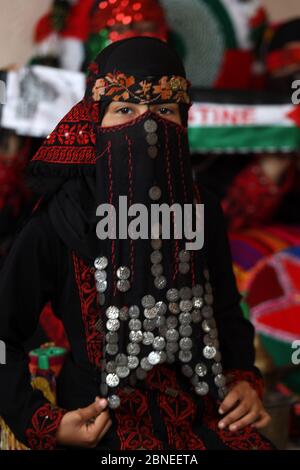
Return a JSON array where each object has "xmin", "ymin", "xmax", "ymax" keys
[
  {"xmin": 222, "ymin": 161, "xmax": 295, "ymax": 230},
  {"xmin": 25, "ymin": 403, "xmax": 66, "ymax": 450},
  {"xmin": 225, "ymin": 369, "xmax": 265, "ymax": 400}
]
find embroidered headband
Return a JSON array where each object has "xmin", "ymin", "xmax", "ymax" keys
[{"xmin": 87, "ymin": 64, "xmax": 191, "ymax": 106}]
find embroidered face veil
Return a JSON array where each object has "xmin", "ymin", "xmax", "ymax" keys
[{"xmin": 30, "ymin": 37, "xmax": 228, "ymax": 409}]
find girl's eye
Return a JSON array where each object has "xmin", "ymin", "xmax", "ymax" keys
[
  {"xmin": 158, "ymin": 107, "xmax": 174, "ymax": 115},
  {"xmin": 116, "ymin": 107, "xmax": 133, "ymax": 115}
]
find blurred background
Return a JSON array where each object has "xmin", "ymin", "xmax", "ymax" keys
[{"xmin": 0, "ymin": 0, "xmax": 300, "ymax": 450}]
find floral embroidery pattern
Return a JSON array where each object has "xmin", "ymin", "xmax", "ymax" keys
[
  {"xmin": 91, "ymin": 71, "xmax": 191, "ymax": 105},
  {"xmin": 25, "ymin": 404, "xmax": 65, "ymax": 450}
]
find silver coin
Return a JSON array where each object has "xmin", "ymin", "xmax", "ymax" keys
[
  {"xmin": 201, "ymin": 306, "xmax": 214, "ymax": 319},
  {"xmin": 212, "ymin": 362, "xmax": 223, "ymax": 375},
  {"xmin": 136, "ymin": 367, "xmax": 148, "ymax": 380},
  {"xmin": 191, "ymin": 309, "xmax": 202, "ymax": 323},
  {"xmin": 166, "ymin": 316, "xmax": 178, "ymax": 329},
  {"xmin": 179, "ymin": 300, "xmax": 193, "ymax": 312},
  {"xmin": 106, "ymin": 319, "xmax": 120, "ymax": 332},
  {"xmin": 128, "ymin": 355, "xmax": 139, "ymax": 369},
  {"xmin": 144, "ymin": 306, "xmax": 159, "ymax": 320},
  {"xmin": 159, "ymin": 351, "xmax": 167, "ymax": 363},
  {"xmin": 141, "ymin": 295, "xmax": 156, "ymax": 309},
  {"xmin": 214, "ymin": 351, "xmax": 222, "ymax": 362},
  {"xmin": 129, "ymin": 330, "xmax": 143, "ymax": 343},
  {"xmin": 117, "ymin": 279, "xmax": 130, "ymax": 292},
  {"xmin": 153, "ymin": 336, "xmax": 166, "ymax": 350},
  {"xmin": 202, "ymin": 319, "xmax": 212, "ymax": 332},
  {"xmin": 204, "ymin": 293, "xmax": 214, "ymax": 305},
  {"xmin": 108, "ymin": 394, "xmax": 121, "ymax": 409},
  {"xmin": 165, "ymin": 328, "xmax": 179, "ymax": 342},
  {"xmin": 140, "ymin": 357, "xmax": 153, "ymax": 371},
  {"xmin": 117, "ymin": 266, "xmax": 130, "ymax": 280},
  {"xmin": 94, "ymin": 256, "xmax": 108, "ymax": 270},
  {"xmin": 119, "ymin": 307, "xmax": 129, "ymax": 321},
  {"xmin": 156, "ymin": 315, "xmax": 166, "ymax": 327},
  {"xmin": 115, "ymin": 353, "xmax": 128, "ymax": 366},
  {"xmin": 106, "ymin": 332, "xmax": 118, "ymax": 344},
  {"xmin": 106, "ymin": 343, "xmax": 118, "ymax": 355},
  {"xmin": 166, "ymin": 352, "xmax": 176, "ymax": 363},
  {"xmin": 127, "ymin": 342, "xmax": 140, "ymax": 355},
  {"xmin": 218, "ymin": 387, "xmax": 228, "ymax": 401},
  {"xmin": 158, "ymin": 325, "xmax": 168, "ymax": 337},
  {"xmin": 142, "ymin": 331, "xmax": 154, "ymax": 346},
  {"xmin": 146, "ymin": 132, "xmax": 158, "ymax": 145},
  {"xmin": 148, "ymin": 146, "xmax": 158, "ymax": 159},
  {"xmin": 96, "ymin": 280, "xmax": 107, "ymax": 293},
  {"xmin": 179, "ymin": 262, "xmax": 190, "ymax": 274},
  {"xmin": 106, "ymin": 361, "xmax": 116, "ymax": 373},
  {"xmin": 179, "ymin": 337, "xmax": 193, "ymax": 351},
  {"xmin": 106, "ymin": 306, "xmax": 119, "ymax": 320},
  {"xmin": 129, "ymin": 305, "xmax": 140, "ymax": 318},
  {"xmin": 106, "ymin": 373, "xmax": 119, "ymax": 387},
  {"xmin": 203, "ymin": 345, "xmax": 217, "ymax": 359},
  {"xmin": 195, "ymin": 363, "xmax": 207, "ymax": 377},
  {"xmin": 179, "ymin": 324, "xmax": 192, "ymax": 337},
  {"xmin": 98, "ymin": 293, "xmax": 105, "ymax": 306},
  {"xmin": 192, "ymin": 284, "xmax": 204, "ymax": 297},
  {"xmin": 203, "ymin": 269, "xmax": 210, "ymax": 280},
  {"xmin": 178, "ymin": 350, "xmax": 192, "ymax": 363},
  {"xmin": 168, "ymin": 302, "xmax": 180, "ymax": 315},
  {"xmin": 205, "ymin": 282, "xmax": 213, "ymax": 294},
  {"xmin": 195, "ymin": 381, "xmax": 209, "ymax": 396},
  {"xmin": 149, "ymin": 186, "xmax": 162, "ymax": 201},
  {"xmin": 209, "ymin": 328, "xmax": 218, "ymax": 339},
  {"xmin": 116, "ymin": 366, "xmax": 130, "ymax": 378},
  {"xmin": 166, "ymin": 288, "xmax": 179, "ymax": 302},
  {"xmin": 181, "ymin": 364, "xmax": 194, "ymax": 378},
  {"xmin": 203, "ymin": 335, "xmax": 216, "ymax": 347},
  {"xmin": 151, "ymin": 264, "xmax": 163, "ymax": 277},
  {"xmin": 143, "ymin": 318, "xmax": 157, "ymax": 331},
  {"xmin": 156, "ymin": 301, "xmax": 167, "ymax": 315},
  {"xmin": 95, "ymin": 270, "xmax": 107, "ymax": 282},
  {"xmin": 151, "ymin": 239, "xmax": 162, "ymax": 250},
  {"xmin": 144, "ymin": 119, "xmax": 158, "ymax": 133},
  {"xmin": 179, "ymin": 250, "xmax": 190, "ymax": 263},
  {"xmin": 193, "ymin": 297, "xmax": 204, "ymax": 309},
  {"xmin": 214, "ymin": 374, "xmax": 226, "ymax": 388},
  {"xmin": 150, "ymin": 250, "xmax": 163, "ymax": 265},
  {"xmin": 191, "ymin": 374, "xmax": 200, "ymax": 386},
  {"xmin": 129, "ymin": 319, "xmax": 142, "ymax": 331},
  {"xmin": 148, "ymin": 351, "xmax": 161, "ymax": 365},
  {"xmin": 154, "ymin": 275, "xmax": 167, "ymax": 290},
  {"xmin": 166, "ymin": 341, "xmax": 179, "ymax": 353},
  {"xmin": 179, "ymin": 287, "xmax": 192, "ymax": 300},
  {"xmin": 179, "ymin": 312, "xmax": 192, "ymax": 324}
]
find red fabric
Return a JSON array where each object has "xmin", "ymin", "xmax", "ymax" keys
[
  {"xmin": 225, "ymin": 369, "xmax": 265, "ymax": 400},
  {"xmin": 61, "ymin": 0, "xmax": 95, "ymax": 41},
  {"xmin": 214, "ymin": 50, "xmax": 254, "ymax": 90},
  {"xmin": 90, "ymin": 0, "xmax": 168, "ymax": 42},
  {"xmin": 266, "ymin": 48, "xmax": 300, "ymax": 73},
  {"xmin": 247, "ymin": 264, "xmax": 284, "ymax": 307},
  {"xmin": 222, "ymin": 160, "xmax": 296, "ymax": 231},
  {"xmin": 25, "ymin": 403, "xmax": 66, "ymax": 450},
  {"xmin": 39, "ymin": 304, "xmax": 69, "ymax": 350},
  {"xmin": 72, "ymin": 253, "xmax": 103, "ymax": 369}
]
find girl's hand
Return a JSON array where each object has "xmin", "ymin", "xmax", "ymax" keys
[
  {"xmin": 56, "ymin": 397, "xmax": 112, "ymax": 448},
  {"xmin": 260, "ymin": 156, "xmax": 292, "ymax": 184},
  {"xmin": 218, "ymin": 381, "xmax": 271, "ymax": 432}
]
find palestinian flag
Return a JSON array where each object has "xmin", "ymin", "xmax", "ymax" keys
[{"xmin": 189, "ymin": 89, "xmax": 300, "ymax": 154}]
